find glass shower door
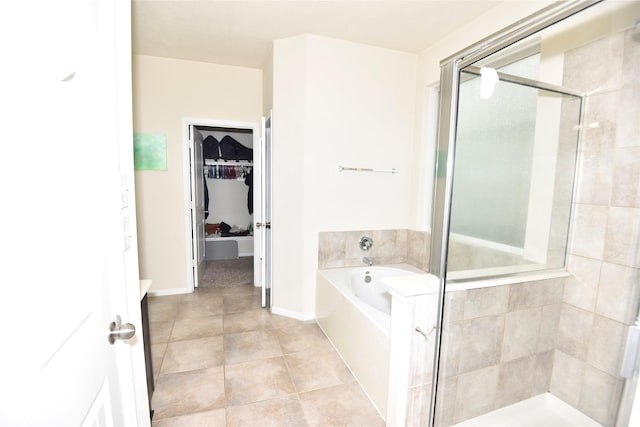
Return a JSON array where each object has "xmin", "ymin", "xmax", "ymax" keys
[{"xmin": 429, "ymin": 1, "xmax": 640, "ymax": 426}]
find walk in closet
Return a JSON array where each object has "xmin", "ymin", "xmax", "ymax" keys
[
  {"xmin": 195, "ymin": 125, "xmax": 255, "ymax": 287},
  {"xmin": 199, "ymin": 126, "xmax": 253, "ymax": 258}
]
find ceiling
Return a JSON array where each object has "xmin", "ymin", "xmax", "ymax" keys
[{"xmin": 132, "ymin": 0, "xmax": 503, "ymax": 69}]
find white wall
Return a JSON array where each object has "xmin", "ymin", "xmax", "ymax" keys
[
  {"xmin": 132, "ymin": 55, "xmax": 262, "ymax": 293},
  {"xmin": 273, "ymin": 35, "xmax": 417, "ymax": 318}
]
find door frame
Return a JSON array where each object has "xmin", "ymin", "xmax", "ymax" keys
[{"xmin": 182, "ymin": 118, "xmax": 260, "ymax": 291}]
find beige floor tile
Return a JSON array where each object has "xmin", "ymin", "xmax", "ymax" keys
[
  {"xmin": 170, "ymin": 315, "xmax": 223, "ymax": 342},
  {"xmin": 150, "ymin": 321, "xmax": 174, "ymax": 345},
  {"xmin": 223, "ymin": 293, "xmax": 263, "ymax": 314},
  {"xmin": 224, "ymin": 329, "xmax": 283, "ymax": 364},
  {"xmin": 151, "ymin": 409, "xmax": 226, "ymax": 427},
  {"xmin": 151, "ymin": 342, "xmax": 167, "ymax": 382},
  {"xmin": 277, "ymin": 323, "xmax": 333, "ymax": 354},
  {"xmin": 161, "ymin": 336, "xmax": 224, "ymax": 375},
  {"xmin": 269, "ymin": 314, "xmax": 310, "ymax": 330},
  {"xmin": 225, "ymin": 357, "xmax": 296, "ymax": 406},
  {"xmin": 299, "ymin": 382, "xmax": 384, "ymax": 427},
  {"xmin": 149, "ymin": 297, "xmax": 183, "ymax": 321},
  {"xmin": 176, "ymin": 297, "xmax": 224, "ymax": 320},
  {"xmin": 285, "ymin": 349, "xmax": 354, "ymax": 393},
  {"xmin": 224, "ymin": 309, "xmax": 275, "ymax": 334},
  {"xmin": 152, "ymin": 367, "xmax": 226, "ymax": 420},
  {"xmin": 226, "ymin": 396, "xmax": 309, "ymax": 427}
]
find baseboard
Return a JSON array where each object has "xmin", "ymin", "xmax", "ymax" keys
[
  {"xmin": 148, "ymin": 287, "xmax": 190, "ymax": 297},
  {"xmin": 271, "ymin": 306, "xmax": 315, "ymax": 321}
]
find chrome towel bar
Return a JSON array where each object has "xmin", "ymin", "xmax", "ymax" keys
[{"xmin": 337, "ymin": 165, "xmax": 397, "ymax": 174}]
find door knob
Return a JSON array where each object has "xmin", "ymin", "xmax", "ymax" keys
[
  {"xmin": 265, "ymin": 222, "xmax": 271, "ymax": 229},
  {"xmin": 256, "ymin": 222, "xmax": 263, "ymax": 228},
  {"xmin": 108, "ymin": 314, "xmax": 136, "ymax": 344}
]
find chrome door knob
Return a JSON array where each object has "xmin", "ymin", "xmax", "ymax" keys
[
  {"xmin": 256, "ymin": 222, "xmax": 263, "ymax": 228},
  {"xmin": 108, "ymin": 314, "xmax": 136, "ymax": 344}
]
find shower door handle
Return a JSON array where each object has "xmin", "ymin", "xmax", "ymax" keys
[{"xmin": 620, "ymin": 323, "xmax": 640, "ymax": 379}]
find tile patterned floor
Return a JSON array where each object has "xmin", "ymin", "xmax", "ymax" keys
[{"xmin": 148, "ymin": 284, "xmax": 385, "ymax": 426}]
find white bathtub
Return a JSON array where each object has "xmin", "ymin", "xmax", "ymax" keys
[{"xmin": 315, "ymin": 263, "xmax": 423, "ymax": 418}]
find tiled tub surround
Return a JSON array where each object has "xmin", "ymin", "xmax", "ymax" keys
[{"xmin": 318, "ymin": 229, "xmax": 431, "ymax": 271}]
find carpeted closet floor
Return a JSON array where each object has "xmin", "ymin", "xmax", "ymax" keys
[{"xmin": 199, "ymin": 257, "xmax": 254, "ymax": 288}]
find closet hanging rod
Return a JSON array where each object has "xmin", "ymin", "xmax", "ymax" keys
[{"xmin": 337, "ymin": 165, "xmax": 397, "ymax": 174}]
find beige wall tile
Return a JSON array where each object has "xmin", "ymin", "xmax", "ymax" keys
[
  {"xmin": 433, "ymin": 376, "xmax": 457, "ymax": 427},
  {"xmin": 563, "ymin": 32, "xmax": 624, "ymax": 94},
  {"xmin": 317, "ymin": 231, "xmax": 347, "ymax": 268},
  {"xmin": 508, "ymin": 281, "xmax": 544, "ymax": 311},
  {"xmin": 569, "ymin": 204, "xmax": 609, "ymax": 260},
  {"xmin": 537, "ymin": 304, "xmax": 561, "ymax": 352},
  {"xmin": 495, "ymin": 356, "xmax": 534, "ymax": 408},
  {"xmin": 615, "ymin": 87, "xmax": 640, "ymax": 149},
  {"xmin": 440, "ymin": 321, "xmax": 462, "ymax": 378},
  {"xmin": 549, "ymin": 351, "xmax": 585, "ymax": 407},
  {"xmin": 575, "ymin": 148, "xmax": 614, "ymax": 206},
  {"xmin": 596, "ymin": 262, "xmax": 640, "ymax": 324},
  {"xmin": 556, "ymin": 304, "xmax": 594, "ymax": 360},
  {"xmin": 502, "ymin": 308, "xmax": 542, "ymax": 362},
  {"xmin": 587, "ymin": 315, "xmax": 627, "ymax": 376},
  {"xmin": 603, "ymin": 207, "xmax": 640, "ymax": 268},
  {"xmin": 531, "ymin": 350, "xmax": 554, "ymax": 394},
  {"xmin": 611, "ymin": 147, "xmax": 640, "ymax": 207},
  {"xmin": 458, "ymin": 315, "xmax": 505, "ymax": 373},
  {"xmin": 463, "ymin": 286, "xmax": 508, "ymax": 319},
  {"xmin": 444, "ymin": 290, "xmax": 466, "ymax": 324},
  {"xmin": 564, "ymin": 255, "xmax": 602, "ymax": 311},
  {"xmin": 453, "ymin": 365, "xmax": 499, "ymax": 423},
  {"xmin": 579, "ymin": 365, "xmax": 624, "ymax": 426}
]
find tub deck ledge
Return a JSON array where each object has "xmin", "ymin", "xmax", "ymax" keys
[{"xmin": 384, "ymin": 273, "xmax": 440, "ymax": 301}]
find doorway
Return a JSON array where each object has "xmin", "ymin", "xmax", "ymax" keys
[{"xmin": 183, "ymin": 118, "xmax": 271, "ymax": 306}]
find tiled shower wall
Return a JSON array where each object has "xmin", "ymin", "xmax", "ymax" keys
[
  {"xmin": 317, "ymin": 229, "xmax": 431, "ymax": 271},
  {"xmin": 432, "ymin": 278, "xmax": 563, "ymax": 426},
  {"xmin": 548, "ymin": 26, "xmax": 640, "ymax": 426}
]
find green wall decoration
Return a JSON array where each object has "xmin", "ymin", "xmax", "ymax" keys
[{"xmin": 133, "ymin": 132, "xmax": 167, "ymax": 171}]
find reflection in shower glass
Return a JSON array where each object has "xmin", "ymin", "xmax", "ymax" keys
[{"xmin": 447, "ymin": 59, "xmax": 582, "ymax": 279}]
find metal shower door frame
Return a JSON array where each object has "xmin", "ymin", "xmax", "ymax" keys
[{"xmin": 427, "ymin": 1, "xmax": 602, "ymax": 425}]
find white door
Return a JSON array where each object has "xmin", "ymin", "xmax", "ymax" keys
[
  {"xmin": 258, "ymin": 115, "xmax": 273, "ymax": 308},
  {"xmin": 0, "ymin": 0, "xmax": 147, "ymax": 425},
  {"xmin": 190, "ymin": 126, "xmax": 206, "ymax": 287}
]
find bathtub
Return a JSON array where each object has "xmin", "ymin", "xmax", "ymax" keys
[{"xmin": 315, "ymin": 263, "xmax": 423, "ymax": 418}]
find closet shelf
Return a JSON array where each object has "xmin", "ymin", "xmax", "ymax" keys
[{"xmin": 205, "ymin": 159, "xmax": 253, "ymax": 166}]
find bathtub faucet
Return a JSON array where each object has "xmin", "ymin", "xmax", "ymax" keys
[{"xmin": 362, "ymin": 257, "xmax": 373, "ymax": 266}]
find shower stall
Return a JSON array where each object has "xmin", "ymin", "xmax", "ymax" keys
[{"xmin": 428, "ymin": 0, "xmax": 640, "ymax": 426}]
